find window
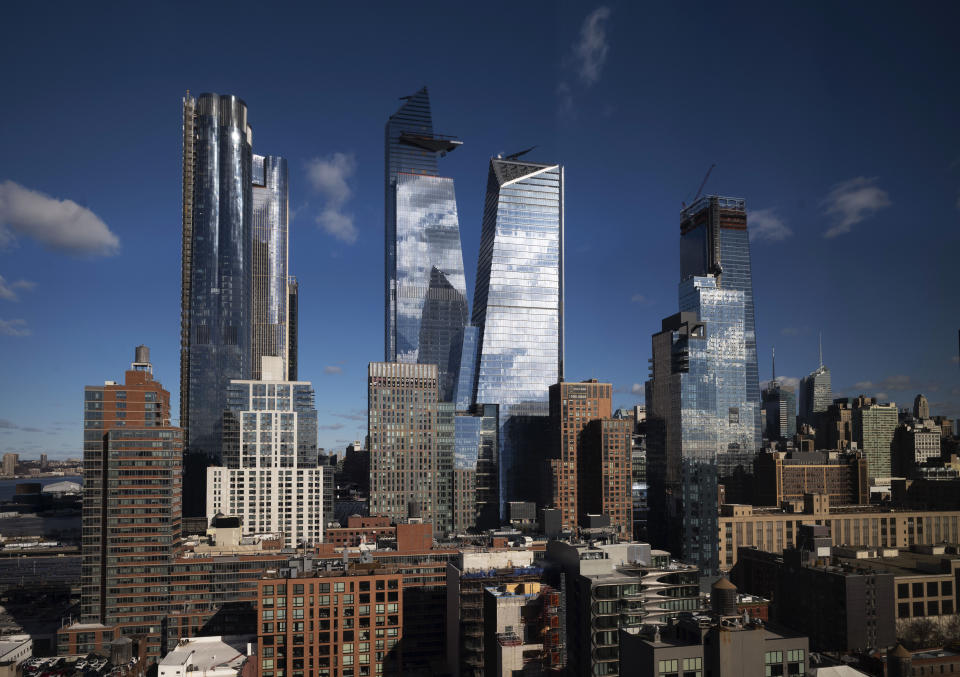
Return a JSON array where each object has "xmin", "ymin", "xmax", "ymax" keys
[
  {"xmin": 898, "ymin": 583, "xmax": 909, "ymax": 598},
  {"xmin": 913, "ymin": 583, "xmax": 924, "ymax": 597},
  {"xmin": 914, "ymin": 602, "xmax": 924, "ymax": 616},
  {"xmin": 944, "ymin": 581, "xmax": 953, "ymax": 596},
  {"xmin": 928, "ymin": 582, "xmax": 939, "ymax": 596},
  {"xmin": 898, "ymin": 603, "xmax": 910, "ymax": 617}
]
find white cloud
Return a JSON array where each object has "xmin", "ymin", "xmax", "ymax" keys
[
  {"xmin": 762, "ymin": 376, "xmax": 800, "ymax": 390},
  {"xmin": 631, "ymin": 383, "xmax": 643, "ymax": 395},
  {"xmin": 306, "ymin": 153, "xmax": 358, "ymax": 244},
  {"xmin": 875, "ymin": 392, "xmax": 889, "ymax": 401},
  {"xmin": 0, "ymin": 318, "xmax": 30, "ymax": 337},
  {"xmin": 0, "ymin": 181, "xmax": 119, "ymax": 255},
  {"xmin": 575, "ymin": 7, "xmax": 612, "ymax": 86},
  {"xmin": 822, "ymin": 177, "xmax": 891, "ymax": 238},
  {"xmin": 749, "ymin": 208, "xmax": 793, "ymax": 242},
  {"xmin": 323, "ymin": 365, "xmax": 343, "ymax": 375},
  {"xmin": 780, "ymin": 327, "xmax": 800, "ymax": 336},
  {"xmin": 0, "ymin": 275, "xmax": 34, "ymax": 302},
  {"xmin": 630, "ymin": 293, "xmax": 650, "ymax": 304}
]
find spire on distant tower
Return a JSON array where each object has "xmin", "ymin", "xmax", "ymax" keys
[
  {"xmin": 818, "ymin": 331, "xmax": 823, "ymax": 369},
  {"xmin": 772, "ymin": 346, "xmax": 776, "ymax": 383}
]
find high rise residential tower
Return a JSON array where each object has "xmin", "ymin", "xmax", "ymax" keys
[
  {"xmin": 250, "ymin": 154, "xmax": 290, "ymax": 380},
  {"xmin": 80, "ymin": 346, "xmax": 182, "ymax": 656},
  {"xmin": 181, "ymin": 92, "xmax": 253, "ymax": 516},
  {"xmin": 368, "ymin": 362, "xmax": 453, "ymax": 535},
  {"xmin": 384, "ymin": 87, "xmax": 468, "ymax": 401},
  {"xmin": 207, "ymin": 357, "xmax": 323, "ymax": 548},
  {"xmin": 472, "ymin": 156, "xmax": 564, "ymax": 512},
  {"xmin": 679, "ymin": 196, "xmax": 761, "ymax": 450}
]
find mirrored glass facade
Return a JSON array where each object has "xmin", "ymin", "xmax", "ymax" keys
[
  {"xmin": 472, "ymin": 159, "xmax": 564, "ymax": 513},
  {"xmin": 680, "ymin": 197, "xmax": 761, "ymax": 451},
  {"xmin": 453, "ymin": 404, "xmax": 499, "ymax": 530},
  {"xmin": 251, "ymin": 154, "xmax": 289, "ymax": 380},
  {"xmin": 646, "ymin": 311, "xmax": 720, "ymax": 575},
  {"xmin": 680, "ymin": 276, "xmax": 758, "ymax": 464},
  {"xmin": 181, "ymin": 93, "xmax": 253, "ymax": 515},
  {"xmin": 451, "ymin": 325, "xmax": 479, "ymax": 411},
  {"xmin": 394, "ymin": 173, "xmax": 468, "ymax": 399},
  {"xmin": 385, "ymin": 87, "xmax": 468, "ymax": 401}
]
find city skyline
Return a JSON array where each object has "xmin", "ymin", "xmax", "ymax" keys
[{"xmin": 2, "ymin": 2, "xmax": 960, "ymax": 457}]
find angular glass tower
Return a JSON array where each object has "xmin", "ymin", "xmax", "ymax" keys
[
  {"xmin": 251, "ymin": 154, "xmax": 290, "ymax": 381},
  {"xmin": 384, "ymin": 87, "xmax": 468, "ymax": 401},
  {"xmin": 679, "ymin": 196, "xmax": 761, "ymax": 451},
  {"xmin": 181, "ymin": 93, "xmax": 253, "ymax": 516},
  {"xmin": 472, "ymin": 157, "xmax": 564, "ymax": 512}
]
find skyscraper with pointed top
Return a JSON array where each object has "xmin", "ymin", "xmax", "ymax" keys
[
  {"xmin": 384, "ymin": 87, "xmax": 468, "ymax": 401},
  {"xmin": 472, "ymin": 155, "xmax": 564, "ymax": 512},
  {"xmin": 763, "ymin": 347, "xmax": 797, "ymax": 441},
  {"xmin": 799, "ymin": 333, "xmax": 833, "ymax": 428}
]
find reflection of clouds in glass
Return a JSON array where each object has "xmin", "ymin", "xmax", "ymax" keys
[
  {"xmin": 394, "ymin": 174, "xmax": 468, "ymax": 400},
  {"xmin": 473, "ymin": 162, "xmax": 563, "ymax": 509}
]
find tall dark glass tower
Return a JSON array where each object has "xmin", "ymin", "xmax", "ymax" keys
[
  {"xmin": 180, "ymin": 92, "xmax": 253, "ymax": 516},
  {"xmin": 472, "ymin": 157, "xmax": 564, "ymax": 513},
  {"xmin": 679, "ymin": 196, "xmax": 761, "ymax": 451},
  {"xmin": 384, "ymin": 87, "xmax": 468, "ymax": 401}
]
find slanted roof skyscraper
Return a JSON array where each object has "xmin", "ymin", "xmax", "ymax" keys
[
  {"xmin": 472, "ymin": 156, "xmax": 564, "ymax": 513},
  {"xmin": 384, "ymin": 87, "xmax": 468, "ymax": 401}
]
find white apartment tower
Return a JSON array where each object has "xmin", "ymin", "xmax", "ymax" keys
[{"xmin": 207, "ymin": 357, "xmax": 324, "ymax": 547}]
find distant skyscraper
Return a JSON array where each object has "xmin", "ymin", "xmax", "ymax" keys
[
  {"xmin": 763, "ymin": 349, "xmax": 797, "ymax": 442},
  {"xmin": 250, "ymin": 154, "xmax": 289, "ymax": 380},
  {"xmin": 384, "ymin": 87, "xmax": 468, "ymax": 401},
  {"xmin": 763, "ymin": 383, "xmax": 797, "ymax": 442},
  {"xmin": 81, "ymin": 346, "xmax": 182, "ymax": 648},
  {"xmin": 207, "ymin": 357, "xmax": 323, "ymax": 548},
  {"xmin": 679, "ymin": 196, "xmax": 761, "ymax": 450},
  {"xmin": 853, "ymin": 397, "xmax": 898, "ymax": 480},
  {"xmin": 913, "ymin": 393, "xmax": 930, "ymax": 420},
  {"xmin": 799, "ymin": 335, "xmax": 833, "ymax": 427},
  {"xmin": 368, "ymin": 362, "xmax": 453, "ymax": 535},
  {"xmin": 472, "ymin": 156, "xmax": 564, "ymax": 512},
  {"xmin": 181, "ymin": 92, "xmax": 253, "ymax": 516}
]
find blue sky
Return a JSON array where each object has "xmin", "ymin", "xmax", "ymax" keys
[{"xmin": 1, "ymin": 2, "xmax": 959, "ymax": 458}]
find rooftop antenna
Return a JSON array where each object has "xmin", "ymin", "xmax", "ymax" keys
[
  {"xmin": 772, "ymin": 347, "xmax": 776, "ymax": 384},
  {"xmin": 818, "ymin": 331, "xmax": 823, "ymax": 370}
]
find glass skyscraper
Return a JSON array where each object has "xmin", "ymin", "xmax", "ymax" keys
[
  {"xmin": 384, "ymin": 87, "xmax": 468, "ymax": 401},
  {"xmin": 251, "ymin": 154, "xmax": 290, "ymax": 381},
  {"xmin": 799, "ymin": 365, "xmax": 833, "ymax": 427},
  {"xmin": 647, "ymin": 274, "xmax": 755, "ymax": 575},
  {"xmin": 763, "ymin": 382, "xmax": 797, "ymax": 441},
  {"xmin": 679, "ymin": 196, "xmax": 761, "ymax": 451},
  {"xmin": 181, "ymin": 92, "xmax": 253, "ymax": 516},
  {"xmin": 646, "ymin": 310, "xmax": 719, "ymax": 575},
  {"xmin": 472, "ymin": 157, "xmax": 564, "ymax": 512}
]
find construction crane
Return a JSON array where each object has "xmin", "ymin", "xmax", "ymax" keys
[{"xmin": 682, "ymin": 163, "xmax": 716, "ymax": 209}]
